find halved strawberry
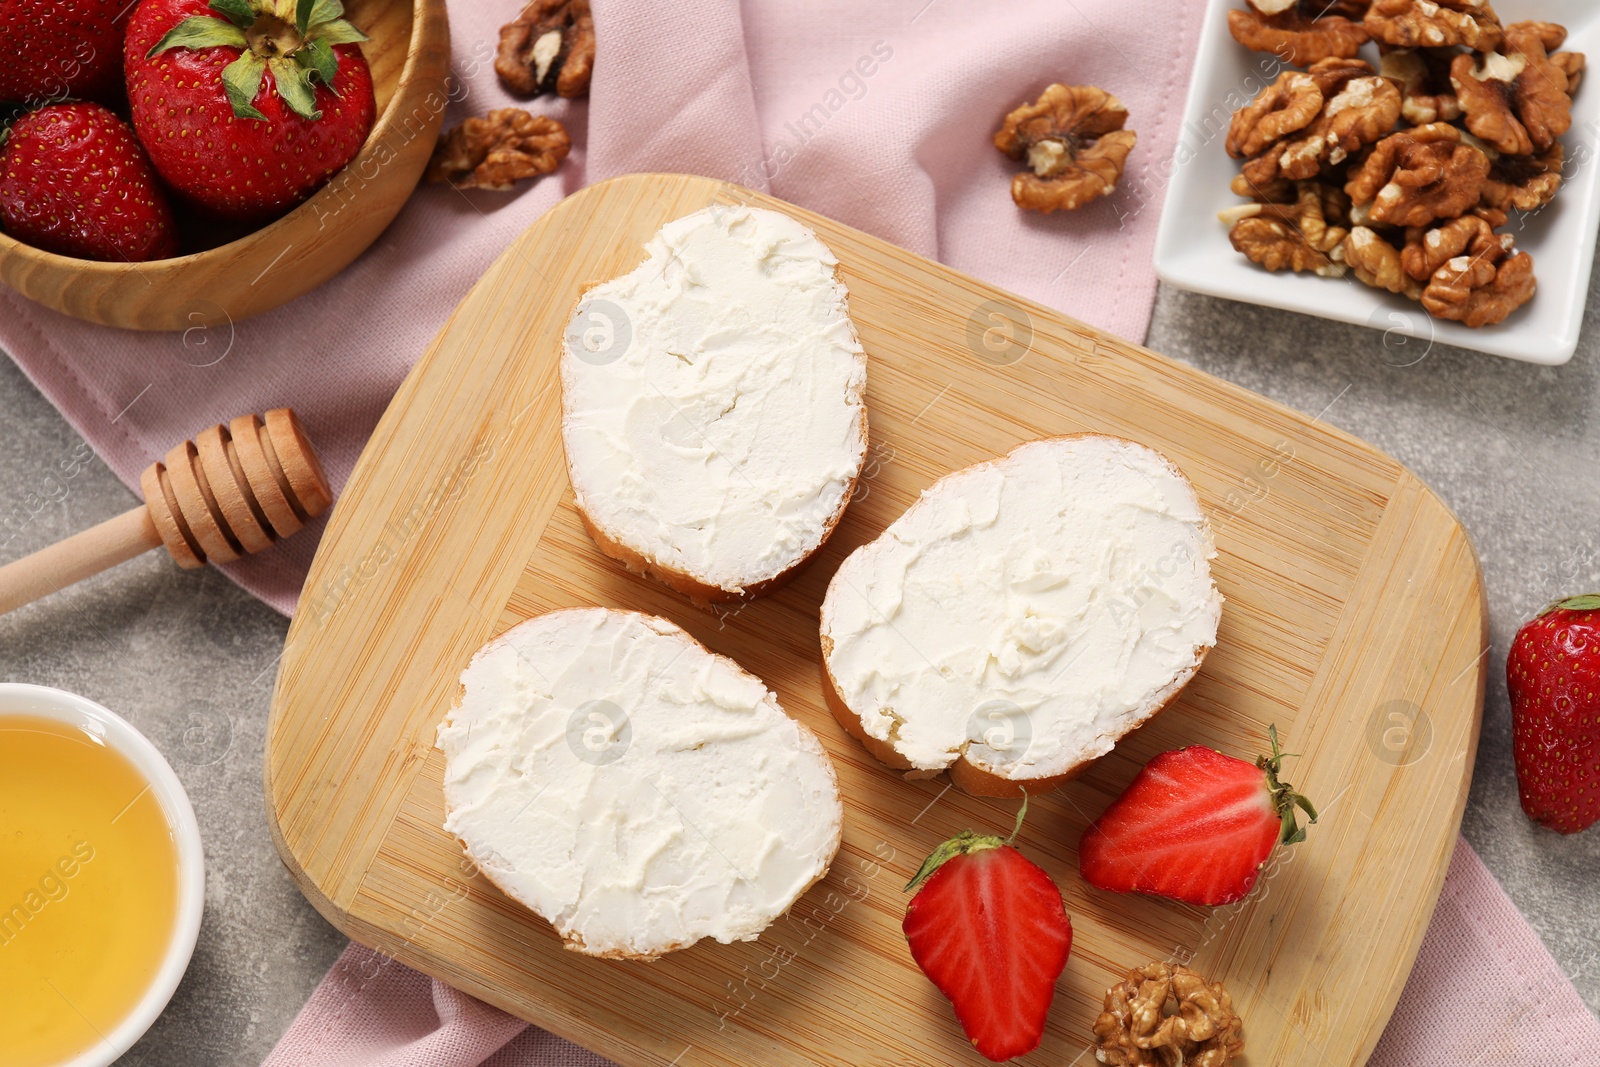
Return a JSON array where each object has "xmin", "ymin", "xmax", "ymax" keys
[
  {"xmin": 903, "ymin": 803, "xmax": 1073, "ymax": 1062},
  {"xmin": 1078, "ymin": 726, "xmax": 1316, "ymax": 907}
]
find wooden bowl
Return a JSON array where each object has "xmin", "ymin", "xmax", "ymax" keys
[{"xmin": 0, "ymin": 0, "xmax": 451, "ymax": 331}]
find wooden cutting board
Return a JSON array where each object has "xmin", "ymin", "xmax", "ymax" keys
[{"xmin": 266, "ymin": 173, "xmax": 1487, "ymax": 1067}]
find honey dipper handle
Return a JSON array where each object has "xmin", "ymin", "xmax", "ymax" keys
[{"xmin": 0, "ymin": 506, "xmax": 162, "ymax": 616}]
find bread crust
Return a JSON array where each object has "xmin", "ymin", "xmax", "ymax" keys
[
  {"xmin": 560, "ymin": 241, "xmax": 869, "ymax": 606},
  {"xmin": 446, "ymin": 609, "xmax": 845, "ymax": 960},
  {"xmin": 818, "ymin": 433, "xmax": 1219, "ymax": 798}
]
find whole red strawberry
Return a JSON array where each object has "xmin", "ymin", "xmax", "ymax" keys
[
  {"xmin": 903, "ymin": 803, "xmax": 1073, "ymax": 1061},
  {"xmin": 0, "ymin": 0, "xmax": 129, "ymax": 105},
  {"xmin": 124, "ymin": 0, "xmax": 375, "ymax": 221},
  {"xmin": 1079, "ymin": 726, "xmax": 1317, "ymax": 907},
  {"xmin": 0, "ymin": 103, "xmax": 178, "ymax": 261},
  {"xmin": 1508, "ymin": 595, "xmax": 1600, "ymax": 834}
]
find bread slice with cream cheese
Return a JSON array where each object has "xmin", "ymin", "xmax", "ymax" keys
[
  {"xmin": 819, "ymin": 434, "xmax": 1222, "ymax": 798},
  {"xmin": 437, "ymin": 606, "xmax": 843, "ymax": 959},
  {"xmin": 560, "ymin": 204, "xmax": 868, "ymax": 603}
]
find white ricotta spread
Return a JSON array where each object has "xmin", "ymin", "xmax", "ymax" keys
[
  {"xmin": 820, "ymin": 436, "xmax": 1222, "ymax": 782},
  {"xmin": 560, "ymin": 205, "xmax": 868, "ymax": 595},
  {"xmin": 438, "ymin": 608, "xmax": 842, "ymax": 958}
]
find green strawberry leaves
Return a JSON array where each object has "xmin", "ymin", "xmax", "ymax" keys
[
  {"xmin": 1542, "ymin": 594, "xmax": 1600, "ymax": 616},
  {"xmin": 148, "ymin": 15, "xmax": 247, "ymax": 53},
  {"xmin": 148, "ymin": 0, "xmax": 369, "ymax": 121},
  {"xmin": 211, "ymin": 0, "xmax": 256, "ymax": 28},
  {"xmin": 221, "ymin": 52, "xmax": 269, "ymax": 121},
  {"xmin": 312, "ymin": 19, "xmax": 369, "ymax": 46},
  {"xmin": 299, "ymin": 38, "xmax": 339, "ymax": 89},
  {"xmin": 269, "ymin": 57, "xmax": 320, "ymax": 119},
  {"xmin": 1257, "ymin": 724, "xmax": 1318, "ymax": 847},
  {"xmin": 905, "ymin": 795, "xmax": 1031, "ymax": 893},
  {"xmin": 291, "ymin": 0, "xmax": 368, "ymax": 50}
]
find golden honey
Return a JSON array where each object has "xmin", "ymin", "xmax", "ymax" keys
[{"xmin": 0, "ymin": 715, "xmax": 179, "ymax": 1067}]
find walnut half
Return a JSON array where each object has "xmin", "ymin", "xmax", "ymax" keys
[
  {"xmin": 1364, "ymin": 0, "xmax": 1503, "ymax": 51},
  {"xmin": 496, "ymin": 0, "xmax": 595, "ymax": 99},
  {"xmin": 1222, "ymin": 181, "xmax": 1350, "ymax": 279},
  {"xmin": 1226, "ymin": 71, "xmax": 1324, "ymax": 160},
  {"xmin": 1229, "ymin": 3, "xmax": 1370, "ymax": 66},
  {"xmin": 1379, "ymin": 48, "xmax": 1463, "ymax": 125},
  {"xmin": 426, "ymin": 109, "xmax": 571, "ymax": 191},
  {"xmin": 1344, "ymin": 226, "xmax": 1420, "ymax": 297},
  {"xmin": 1452, "ymin": 22, "xmax": 1574, "ymax": 156},
  {"xmin": 1230, "ymin": 62, "xmax": 1399, "ymax": 188},
  {"xmin": 1093, "ymin": 962, "xmax": 1245, "ymax": 1067},
  {"xmin": 1482, "ymin": 142, "xmax": 1564, "ymax": 212},
  {"xmin": 1345, "ymin": 123, "xmax": 1489, "ymax": 227},
  {"xmin": 1421, "ymin": 237, "xmax": 1535, "ymax": 326},
  {"xmin": 995, "ymin": 84, "xmax": 1138, "ymax": 213}
]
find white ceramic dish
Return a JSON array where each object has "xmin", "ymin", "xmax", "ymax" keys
[
  {"xmin": 1154, "ymin": 0, "xmax": 1600, "ymax": 364},
  {"xmin": 0, "ymin": 683, "xmax": 205, "ymax": 1067}
]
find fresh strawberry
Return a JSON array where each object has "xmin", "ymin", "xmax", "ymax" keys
[
  {"xmin": 0, "ymin": 0, "xmax": 130, "ymax": 106},
  {"xmin": 124, "ymin": 0, "xmax": 375, "ymax": 220},
  {"xmin": 0, "ymin": 103, "xmax": 178, "ymax": 262},
  {"xmin": 1079, "ymin": 726, "xmax": 1316, "ymax": 907},
  {"xmin": 1508, "ymin": 594, "xmax": 1600, "ymax": 834},
  {"xmin": 903, "ymin": 803, "xmax": 1073, "ymax": 1061}
]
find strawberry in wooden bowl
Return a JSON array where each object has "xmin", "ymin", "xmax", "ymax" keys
[
  {"xmin": 125, "ymin": 0, "xmax": 376, "ymax": 221},
  {"xmin": 0, "ymin": 0, "xmax": 449, "ymax": 330},
  {"xmin": 0, "ymin": 0, "xmax": 131, "ymax": 105},
  {"xmin": 0, "ymin": 103, "xmax": 178, "ymax": 262}
]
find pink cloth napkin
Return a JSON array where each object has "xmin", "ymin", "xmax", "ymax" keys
[{"xmin": 0, "ymin": 0, "xmax": 1593, "ymax": 1064}]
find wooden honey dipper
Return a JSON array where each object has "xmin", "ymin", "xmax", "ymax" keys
[{"xmin": 0, "ymin": 409, "xmax": 331, "ymax": 616}]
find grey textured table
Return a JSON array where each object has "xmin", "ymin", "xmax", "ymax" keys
[{"xmin": 3, "ymin": 279, "xmax": 1599, "ymax": 1066}]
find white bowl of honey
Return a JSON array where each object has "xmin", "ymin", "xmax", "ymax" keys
[{"xmin": 0, "ymin": 684, "xmax": 205, "ymax": 1067}]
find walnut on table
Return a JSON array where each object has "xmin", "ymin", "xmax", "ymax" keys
[
  {"xmin": 1451, "ymin": 22, "xmax": 1575, "ymax": 157},
  {"xmin": 1228, "ymin": 2, "xmax": 1370, "ymax": 67},
  {"xmin": 1344, "ymin": 123, "xmax": 1489, "ymax": 227},
  {"xmin": 1379, "ymin": 47, "xmax": 1463, "ymax": 125},
  {"xmin": 1092, "ymin": 961, "xmax": 1245, "ymax": 1067},
  {"xmin": 495, "ymin": 0, "xmax": 595, "ymax": 99},
  {"xmin": 995, "ymin": 84, "xmax": 1138, "ymax": 213},
  {"xmin": 1364, "ymin": 0, "xmax": 1503, "ymax": 51},
  {"xmin": 425, "ymin": 109, "xmax": 571, "ymax": 191}
]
